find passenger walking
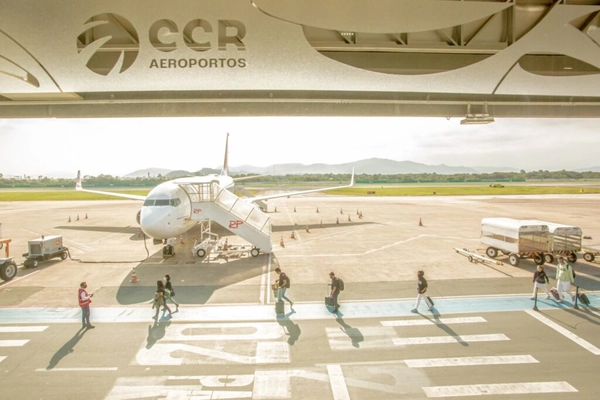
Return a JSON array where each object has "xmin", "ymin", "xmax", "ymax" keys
[
  {"xmin": 78, "ymin": 281, "xmax": 94, "ymax": 329},
  {"xmin": 411, "ymin": 270, "xmax": 433, "ymax": 312},
  {"xmin": 531, "ymin": 265, "xmax": 550, "ymax": 299},
  {"xmin": 153, "ymin": 280, "xmax": 172, "ymax": 319},
  {"xmin": 555, "ymin": 256, "xmax": 575, "ymax": 302},
  {"xmin": 274, "ymin": 268, "xmax": 293, "ymax": 308},
  {"xmin": 329, "ymin": 272, "xmax": 342, "ymax": 313},
  {"xmin": 164, "ymin": 274, "xmax": 179, "ymax": 310}
]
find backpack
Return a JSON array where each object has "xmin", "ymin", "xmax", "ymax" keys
[
  {"xmin": 281, "ymin": 273, "xmax": 290, "ymax": 288},
  {"xmin": 338, "ymin": 278, "xmax": 344, "ymax": 291}
]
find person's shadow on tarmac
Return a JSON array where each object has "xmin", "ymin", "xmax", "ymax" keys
[
  {"xmin": 335, "ymin": 313, "xmax": 364, "ymax": 348},
  {"xmin": 46, "ymin": 326, "xmax": 89, "ymax": 370},
  {"xmin": 277, "ymin": 312, "xmax": 301, "ymax": 345},
  {"xmin": 146, "ymin": 319, "xmax": 173, "ymax": 349}
]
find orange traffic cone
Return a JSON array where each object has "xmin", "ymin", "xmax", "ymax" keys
[
  {"xmin": 290, "ymin": 231, "xmax": 296, "ymax": 240},
  {"xmin": 179, "ymin": 235, "xmax": 184, "ymax": 244},
  {"xmin": 348, "ymin": 215, "xmax": 352, "ymax": 222},
  {"xmin": 419, "ymin": 218, "xmax": 423, "ymax": 226},
  {"xmin": 305, "ymin": 225, "xmax": 310, "ymax": 233},
  {"xmin": 130, "ymin": 268, "xmax": 139, "ymax": 283},
  {"xmin": 280, "ymin": 236, "xmax": 285, "ymax": 248},
  {"xmin": 137, "ymin": 229, "xmax": 142, "ymax": 238}
]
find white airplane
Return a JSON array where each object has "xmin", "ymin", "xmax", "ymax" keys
[{"xmin": 76, "ymin": 134, "xmax": 354, "ymax": 251}]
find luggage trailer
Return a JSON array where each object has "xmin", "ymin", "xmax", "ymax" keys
[
  {"xmin": 481, "ymin": 218, "xmax": 550, "ymax": 266},
  {"xmin": 521, "ymin": 220, "xmax": 582, "ymax": 264}
]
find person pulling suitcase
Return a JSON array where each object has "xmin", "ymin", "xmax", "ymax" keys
[
  {"xmin": 275, "ymin": 268, "xmax": 293, "ymax": 314},
  {"xmin": 411, "ymin": 270, "xmax": 433, "ymax": 312}
]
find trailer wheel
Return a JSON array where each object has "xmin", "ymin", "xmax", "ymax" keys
[
  {"xmin": 567, "ymin": 253, "xmax": 577, "ymax": 263},
  {"xmin": 486, "ymin": 247, "xmax": 498, "ymax": 258},
  {"xmin": 508, "ymin": 254, "xmax": 520, "ymax": 266},
  {"xmin": 533, "ymin": 254, "xmax": 545, "ymax": 265},
  {"xmin": 250, "ymin": 248, "xmax": 260, "ymax": 257},
  {"xmin": 0, "ymin": 261, "xmax": 17, "ymax": 281},
  {"xmin": 544, "ymin": 254, "xmax": 554, "ymax": 264},
  {"xmin": 60, "ymin": 251, "xmax": 68, "ymax": 260},
  {"xmin": 196, "ymin": 248, "xmax": 206, "ymax": 258},
  {"xmin": 583, "ymin": 252, "xmax": 595, "ymax": 262},
  {"xmin": 467, "ymin": 255, "xmax": 474, "ymax": 263},
  {"xmin": 29, "ymin": 259, "xmax": 39, "ymax": 268}
]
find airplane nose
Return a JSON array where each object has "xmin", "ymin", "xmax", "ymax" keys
[{"xmin": 140, "ymin": 208, "xmax": 171, "ymax": 239}]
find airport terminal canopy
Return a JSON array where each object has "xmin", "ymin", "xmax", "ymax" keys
[{"xmin": 1, "ymin": 0, "xmax": 600, "ymax": 119}]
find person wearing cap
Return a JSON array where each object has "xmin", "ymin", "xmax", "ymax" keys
[
  {"xmin": 555, "ymin": 256, "xmax": 575, "ymax": 302},
  {"xmin": 411, "ymin": 270, "xmax": 433, "ymax": 312},
  {"xmin": 329, "ymin": 272, "xmax": 341, "ymax": 313}
]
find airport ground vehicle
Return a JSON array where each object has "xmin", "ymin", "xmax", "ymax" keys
[
  {"xmin": 192, "ymin": 236, "xmax": 260, "ymax": 259},
  {"xmin": 521, "ymin": 220, "xmax": 581, "ymax": 264},
  {"xmin": 581, "ymin": 245, "xmax": 600, "ymax": 262},
  {"xmin": 481, "ymin": 218, "xmax": 550, "ymax": 266},
  {"xmin": 22, "ymin": 235, "xmax": 69, "ymax": 268},
  {"xmin": 0, "ymin": 238, "xmax": 18, "ymax": 281}
]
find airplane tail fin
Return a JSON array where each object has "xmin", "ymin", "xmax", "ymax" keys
[
  {"xmin": 221, "ymin": 133, "xmax": 230, "ymax": 176},
  {"xmin": 76, "ymin": 170, "xmax": 82, "ymax": 190}
]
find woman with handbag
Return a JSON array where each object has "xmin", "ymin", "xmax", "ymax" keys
[
  {"xmin": 153, "ymin": 280, "xmax": 172, "ymax": 319},
  {"xmin": 164, "ymin": 274, "xmax": 179, "ymax": 310}
]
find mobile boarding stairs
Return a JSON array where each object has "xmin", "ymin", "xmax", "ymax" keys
[{"xmin": 178, "ymin": 181, "xmax": 272, "ymax": 254}]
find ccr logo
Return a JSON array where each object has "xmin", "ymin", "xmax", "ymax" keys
[{"xmin": 77, "ymin": 14, "xmax": 139, "ymax": 76}]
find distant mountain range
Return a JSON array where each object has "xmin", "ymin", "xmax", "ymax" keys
[{"xmin": 123, "ymin": 158, "xmax": 525, "ymax": 178}]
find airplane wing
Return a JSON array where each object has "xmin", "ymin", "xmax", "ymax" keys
[
  {"xmin": 76, "ymin": 170, "xmax": 146, "ymax": 201},
  {"xmin": 244, "ymin": 168, "xmax": 355, "ymax": 203}
]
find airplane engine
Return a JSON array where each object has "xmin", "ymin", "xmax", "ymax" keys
[{"xmin": 136, "ymin": 210, "xmax": 141, "ymax": 225}]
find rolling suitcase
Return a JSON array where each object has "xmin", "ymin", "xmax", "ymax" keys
[
  {"xmin": 325, "ymin": 284, "xmax": 334, "ymax": 307},
  {"xmin": 550, "ymin": 288, "xmax": 560, "ymax": 301},
  {"xmin": 578, "ymin": 293, "xmax": 590, "ymax": 306},
  {"xmin": 275, "ymin": 300, "xmax": 285, "ymax": 315}
]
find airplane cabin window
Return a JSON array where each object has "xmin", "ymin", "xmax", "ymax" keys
[{"xmin": 143, "ymin": 199, "xmax": 155, "ymax": 206}]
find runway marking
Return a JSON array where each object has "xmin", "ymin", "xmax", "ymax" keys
[
  {"xmin": 36, "ymin": 367, "xmax": 118, "ymax": 372},
  {"xmin": 0, "ymin": 326, "xmax": 48, "ymax": 333},
  {"xmin": 405, "ymin": 355, "xmax": 538, "ymax": 368},
  {"xmin": 0, "ymin": 340, "xmax": 29, "ymax": 347},
  {"xmin": 0, "ymin": 270, "xmax": 41, "ymax": 287},
  {"xmin": 382, "ymin": 317, "xmax": 486, "ymax": 326},
  {"xmin": 393, "ymin": 333, "xmax": 510, "ymax": 346},
  {"xmin": 0, "ymin": 356, "xmax": 5, "ymax": 363},
  {"xmin": 327, "ymin": 364, "xmax": 350, "ymax": 400},
  {"xmin": 281, "ymin": 234, "xmax": 474, "ymax": 257},
  {"xmin": 525, "ymin": 309, "xmax": 600, "ymax": 355},
  {"xmin": 423, "ymin": 381, "xmax": 577, "ymax": 397},
  {"xmin": 327, "ymin": 326, "xmax": 397, "ymax": 350}
]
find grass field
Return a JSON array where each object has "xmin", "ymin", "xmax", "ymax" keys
[{"xmin": 0, "ymin": 183, "xmax": 599, "ymax": 201}]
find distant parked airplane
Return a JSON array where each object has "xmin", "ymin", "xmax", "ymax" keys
[{"xmin": 76, "ymin": 134, "xmax": 354, "ymax": 254}]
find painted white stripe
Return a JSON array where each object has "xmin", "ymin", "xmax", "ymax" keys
[
  {"xmin": 0, "ymin": 340, "xmax": 29, "ymax": 347},
  {"xmin": 393, "ymin": 334, "xmax": 509, "ymax": 346},
  {"xmin": 382, "ymin": 317, "xmax": 486, "ymax": 327},
  {"xmin": 423, "ymin": 381, "xmax": 577, "ymax": 397},
  {"xmin": 326, "ymin": 326, "xmax": 396, "ymax": 337},
  {"xmin": 525, "ymin": 310, "xmax": 600, "ymax": 355},
  {"xmin": 0, "ymin": 326, "xmax": 48, "ymax": 333},
  {"xmin": 0, "ymin": 356, "xmax": 6, "ymax": 363},
  {"xmin": 327, "ymin": 364, "xmax": 350, "ymax": 400},
  {"xmin": 405, "ymin": 355, "xmax": 538, "ymax": 368},
  {"xmin": 36, "ymin": 367, "xmax": 118, "ymax": 372}
]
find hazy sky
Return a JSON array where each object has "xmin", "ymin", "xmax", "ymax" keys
[{"xmin": 0, "ymin": 116, "xmax": 597, "ymax": 177}]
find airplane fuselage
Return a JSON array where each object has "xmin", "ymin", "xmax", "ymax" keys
[{"xmin": 140, "ymin": 174, "xmax": 234, "ymax": 240}]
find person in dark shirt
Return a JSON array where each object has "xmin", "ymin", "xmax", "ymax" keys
[
  {"xmin": 275, "ymin": 267, "xmax": 293, "ymax": 308},
  {"xmin": 531, "ymin": 265, "xmax": 550, "ymax": 300},
  {"xmin": 411, "ymin": 270, "xmax": 433, "ymax": 312},
  {"xmin": 329, "ymin": 271, "xmax": 341, "ymax": 313}
]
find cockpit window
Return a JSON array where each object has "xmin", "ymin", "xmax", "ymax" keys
[{"xmin": 144, "ymin": 198, "xmax": 181, "ymax": 207}]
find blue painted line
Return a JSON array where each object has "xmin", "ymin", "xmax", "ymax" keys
[{"xmin": 0, "ymin": 294, "xmax": 596, "ymax": 324}]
